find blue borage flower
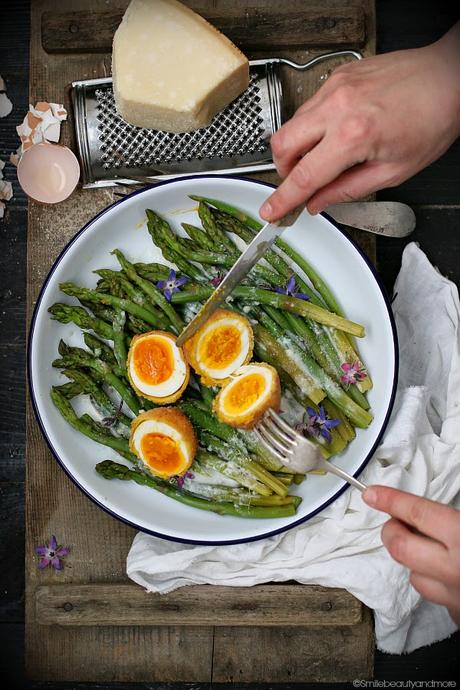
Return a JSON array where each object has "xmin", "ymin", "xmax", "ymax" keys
[
  {"xmin": 298, "ymin": 406, "xmax": 341, "ymax": 443},
  {"xmin": 156, "ymin": 269, "xmax": 188, "ymax": 302},
  {"xmin": 35, "ymin": 535, "xmax": 70, "ymax": 571},
  {"xmin": 275, "ymin": 275, "xmax": 310, "ymax": 301}
]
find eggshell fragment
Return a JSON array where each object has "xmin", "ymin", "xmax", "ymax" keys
[{"xmin": 17, "ymin": 143, "xmax": 80, "ymax": 204}]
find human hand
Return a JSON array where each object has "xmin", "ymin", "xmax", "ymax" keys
[
  {"xmin": 260, "ymin": 23, "xmax": 460, "ymax": 221},
  {"xmin": 363, "ymin": 485, "xmax": 460, "ymax": 626}
]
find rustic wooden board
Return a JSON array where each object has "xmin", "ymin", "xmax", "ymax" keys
[
  {"xmin": 35, "ymin": 583, "xmax": 363, "ymax": 627},
  {"xmin": 26, "ymin": 0, "xmax": 376, "ymax": 682},
  {"xmin": 41, "ymin": 4, "xmax": 366, "ymax": 53}
]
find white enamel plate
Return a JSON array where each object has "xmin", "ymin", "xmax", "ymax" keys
[{"xmin": 29, "ymin": 175, "xmax": 398, "ymax": 545}]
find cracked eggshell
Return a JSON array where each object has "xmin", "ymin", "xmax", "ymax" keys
[
  {"xmin": 0, "ymin": 180, "xmax": 13, "ymax": 202},
  {"xmin": 0, "ymin": 93, "xmax": 13, "ymax": 118}
]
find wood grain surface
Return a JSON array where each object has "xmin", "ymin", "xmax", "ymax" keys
[
  {"xmin": 41, "ymin": 4, "xmax": 366, "ymax": 53},
  {"xmin": 25, "ymin": 0, "xmax": 377, "ymax": 683},
  {"xmin": 3, "ymin": 0, "xmax": 460, "ymax": 686},
  {"xmin": 35, "ymin": 584, "xmax": 363, "ymax": 627}
]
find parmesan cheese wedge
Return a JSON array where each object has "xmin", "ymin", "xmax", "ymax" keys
[{"xmin": 112, "ymin": 0, "xmax": 249, "ymax": 133}]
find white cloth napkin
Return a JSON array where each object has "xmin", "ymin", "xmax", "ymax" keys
[{"xmin": 127, "ymin": 242, "xmax": 460, "ymax": 654}]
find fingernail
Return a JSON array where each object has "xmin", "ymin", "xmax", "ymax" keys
[
  {"xmin": 260, "ymin": 201, "xmax": 272, "ymax": 220},
  {"xmin": 363, "ymin": 487, "xmax": 377, "ymax": 506}
]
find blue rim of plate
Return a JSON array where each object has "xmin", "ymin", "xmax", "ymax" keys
[{"xmin": 28, "ymin": 174, "xmax": 399, "ymax": 546}]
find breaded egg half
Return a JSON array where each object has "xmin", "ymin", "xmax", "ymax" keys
[
  {"xmin": 213, "ymin": 362, "xmax": 281, "ymax": 429},
  {"xmin": 130, "ymin": 407, "xmax": 197, "ymax": 479},
  {"xmin": 183, "ymin": 309, "xmax": 253, "ymax": 386},
  {"xmin": 127, "ymin": 330, "xmax": 189, "ymax": 404}
]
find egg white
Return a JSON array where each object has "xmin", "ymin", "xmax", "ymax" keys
[
  {"xmin": 128, "ymin": 334, "xmax": 187, "ymax": 398},
  {"xmin": 132, "ymin": 419, "xmax": 191, "ymax": 469},
  {"xmin": 217, "ymin": 364, "xmax": 274, "ymax": 419},
  {"xmin": 195, "ymin": 317, "xmax": 251, "ymax": 380}
]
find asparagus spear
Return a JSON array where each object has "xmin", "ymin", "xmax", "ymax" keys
[
  {"xmin": 51, "ymin": 389, "xmax": 136, "ymax": 460},
  {"xmin": 53, "ymin": 340, "xmax": 140, "ymax": 415},
  {"xmin": 112, "ymin": 309, "xmax": 128, "ymax": 374},
  {"xmin": 112, "ymin": 248, "xmax": 184, "ymax": 334},
  {"xmin": 170, "ymin": 285, "xmax": 365, "ymax": 337},
  {"xmin": 181, "ymin": 222, "xmax": 218, "ymax": 251},
  {"xmin": 197, "ymin": 200, "xmax": 239, "ymax": 252},
  {"xmin": 200, "ymin": 433, "xmax": 288, "ymax": 497},
  {"xmin": 197, "ymin": 450, "xmax": 273, "ymax": 496},
  {"xmin": 255, "ymin": 316, "xmax": 372, "ymax": 428},
  {"xmin": 146, "ymin": 210, "xmax": 206, "ymax": 282},
  {"xmin": 96, "ymin": 460, "xmax": 299, "ymax": 518},
  {"xmin": 62, "ymin": 367, "xmax": 132, "ymax": 437},
  {"xmin": 59, "ymin": 282, "xmax": 163, "ymax": 329},
  {"xmin": 48, "ymin": 303, "xmax": 115, "ymax": 341},
  {"xmin": 54, "ymin": 380, "xmax": 83, "ymax": 400},
  {"xmin": 189, "ymin": 195, "xmax": 263, "ymax": 231},
  {"xmin": 134, "ymin": 262, "xmax": 171, "ymax": 282}
]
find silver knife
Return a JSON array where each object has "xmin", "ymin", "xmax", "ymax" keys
[{"xmin": 176, "ymin": 205, "xmax": 304, "ymax": 347}]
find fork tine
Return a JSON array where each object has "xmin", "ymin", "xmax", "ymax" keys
[
  {"xmin": 257, "ymin": 420, "xmax": 294, "ymax": 456},
  {"xmin": 262, "ymin": 417, "xmax": 295, "ymax": 447},
  {"xmin": 253, "ymin": 427, "xmax": 290, "ymax": 464},
  {"xmin": 265, "ymin": 409, "xmax": 297, "ymax": 443}
]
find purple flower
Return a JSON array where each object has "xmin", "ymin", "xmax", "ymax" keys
[
  {"xmin": 211, "ymin": 273, "xmax": 223, "ymax": 288},
  {"xmin": 275, "ymin": 275, "xmax": 310, "ymax": 301},
  {"xmin": 101, "ymin": 397, "xmax": 124, "ymax": 429},
  {"xmin": 298, "ymin": 406, "xmax": 341, "ymax": 443},
  {"xmin": 156, "ymin": 269, "xmax": 188, "ymax": 302},
  {"xmin": 171, "ymin": 470, "xmax": 194, "ymax": 490},
  {"xmin": 35, "ymin": 535, "xmax": 70, "ymax": 571},
  {"xmin": 340, "ymin": 361, "xmax": 367, "ymax": 386}
]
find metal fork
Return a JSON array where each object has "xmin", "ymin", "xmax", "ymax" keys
[{"xmin": 254, "ymin": 408, "xmax": 367, "ymax": 491}]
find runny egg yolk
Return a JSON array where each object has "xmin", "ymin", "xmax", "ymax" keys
[
  {"xmin": 224, "ymin": 373, "xmax": 266, "ymax": 414},
  {"xmin": 140, "ymin": 432, "xmax": 185, "ymax": 475},
  {"xmin": 133, "ymin": 337, "xmax": 173, "ymax": 385},
  {"xmin": 198, "ymin": 324, "xmax": 241, "ymax": 370}
]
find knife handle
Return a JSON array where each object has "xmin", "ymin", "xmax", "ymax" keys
[{"xmin": 277, "ymin": 204, "xmax": 305, "ymax": 228}]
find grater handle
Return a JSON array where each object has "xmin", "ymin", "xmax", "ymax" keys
[{"xmin": 252, "ymin": 50, "xmax": 362, "ymax": 71}]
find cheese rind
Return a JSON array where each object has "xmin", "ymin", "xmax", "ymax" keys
[{"xmin": 112, "ymin": 0, "xmax": 250, "ymax": 133}]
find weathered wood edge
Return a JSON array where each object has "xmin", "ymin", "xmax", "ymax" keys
[{"xmin": 35, "ymin": 583, "xmax": 363, "ymax": 627}]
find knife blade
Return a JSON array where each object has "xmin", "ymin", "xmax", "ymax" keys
[{"xmin": 176, "ymin": 205, "xmax": 304, "ymax": 347}]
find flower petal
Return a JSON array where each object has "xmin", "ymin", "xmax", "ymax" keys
[
  {"xmin": 274, "ymin": 286, "xmax": 284, "ymax": 295},
  {"xmin": 56, "ymin": 547, "xmax": 70, "ymax": 558},
  {"xmin": 49, "ymin": 535, "xmax": 58, "ymax": 551},
  {"xmin": 321, "ymin": 428, "xmax": 332, "ymax": 443},
  {"xmin": 164, "ymin": 288, "xmax": 172, "ymax": 302},
  {"xmin": 306, "ymin": 407, "xmax": 317, "ymax": 418},
  {"xmin": 327, "ymin": 418, "xmax": 341, "ymax": 429},
  {"xmin": 167, "ymin": 269, "xmax": 176, "ymax": 282},
  {"xmin": 38, "ymin": 557, "xmax": 50, "ymax": 570},
  {"xmin": 156, "ymin": 280, "xmax": 166, "ymax": 290},
  {"xmin": 175, "ymin": 275, "xmax": 188, "ymax": 287},
  {"xmin": 35, "ymin": 545, "xmax": 48, "ymax": 556},
  {"xmin": 286, "ymin": 275, "xmax": 296, "ymax": 294},
  {"xmin": 51, "ymin": 556, "xmax": 63, "ymax": 570},
  {"xmin": 341, "ymin": 362, "xmax": 352, "ymax": 372},
  {"xmin": 293, "ymin": 292, "xmax": 310, "ymax": 302}
]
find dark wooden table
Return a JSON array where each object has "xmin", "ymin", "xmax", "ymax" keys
[{"xmin": 1, "ymin": 1, "xmax": 459, "ymax": 687}]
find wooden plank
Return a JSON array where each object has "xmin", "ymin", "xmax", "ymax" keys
[
  {"xmin": 41, "ymin": 4, "xmax": 366, "ymax": 54},
  {"xmin": 212, "ymin": 607, "xmax": 375, "ymax": 683},
  {"xmin": 26, "ymin": 0, "xmax": 376, "ymax": 682},
  {"xmin": 35, "ymin": 583, "xmax": 362, "ymax": 627}
]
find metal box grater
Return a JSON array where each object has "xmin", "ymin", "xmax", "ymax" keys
[{"xmin": 71, "ymin": 51, "xmax": 361, "ymax": 188}]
